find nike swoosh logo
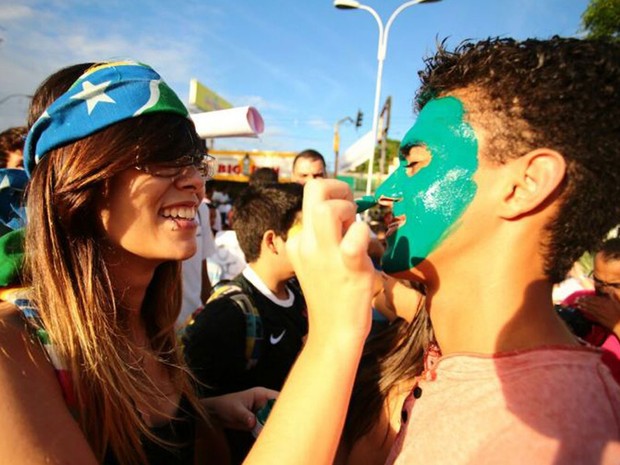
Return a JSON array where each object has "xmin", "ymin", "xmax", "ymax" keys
[{"xmin": 269, "ymin": 330, "xmax": 286, "ymax": 345}]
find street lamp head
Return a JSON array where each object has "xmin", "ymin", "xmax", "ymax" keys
[
  {"xmin": 335, "ymin": 0, "xmax": 442, "ymax": 12},
  {"xmin": 334, "ymin": 0, "xmax": 361, "ymax": 10}
]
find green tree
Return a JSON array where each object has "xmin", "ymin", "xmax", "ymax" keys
[
  {"xmin": 354, "ymin": 138, "xmax": 401, "ymax": 176},
  {"xmin": 581, "ymin": 0, "xmax": 620, "ymax": 41}
]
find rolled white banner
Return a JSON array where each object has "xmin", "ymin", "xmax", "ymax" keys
[{"xmin": 190, "ymin": 106, "xmax": 265, "ymax": 139}]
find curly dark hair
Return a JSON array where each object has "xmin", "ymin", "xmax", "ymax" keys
[{"xmin": 416, "ymin": 37, "xmax": 620, "ymax": 283}]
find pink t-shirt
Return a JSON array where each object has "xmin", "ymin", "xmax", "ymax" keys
[{"xmin": 386, "ymin": 347, "xmax": 620, "ymax": 465}]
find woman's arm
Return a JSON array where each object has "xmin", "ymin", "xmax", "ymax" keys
[
  {"xmin": 0, "ymin": 302, "xmax": 98, "ymax": 464},
  {"xmin": 245, "ymin": 180, "xmax": 375, "ymax": 465}
]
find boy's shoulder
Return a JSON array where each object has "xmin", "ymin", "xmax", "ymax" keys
[
  {"xmin": 208, "ymin": 276, "xmax": 260, "ymax": 316},
  {"xmin": 205, "ymin": 276, "xmax": 264, "ymax": 369},
  {"xmin": 183, "ymin": 276, "xmax": 257, "ymax": 330},
  {"xmin": 211, "ymin": 275, "xmax": 253, "ymax": 296},
  {"xmin": 391, "ymin": 348, "xmax": 620, "ymax": 464}
]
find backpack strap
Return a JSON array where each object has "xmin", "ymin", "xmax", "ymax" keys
[
  {"xmin": 217, "ymin": 277, "xmax": 263, "ymax": 370},
  {"xmin": 185, "ymin": 278, "xmax": 263, "ymax": 370}
]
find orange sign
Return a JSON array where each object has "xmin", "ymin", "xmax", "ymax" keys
[{"xmin": 210, "ymin": 150, "xmax": 296, "ymax": 182}]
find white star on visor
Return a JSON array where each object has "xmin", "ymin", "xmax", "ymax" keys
[{"xmin": 70, "ymin": 80, "xmax": 116, "ymax": 115}]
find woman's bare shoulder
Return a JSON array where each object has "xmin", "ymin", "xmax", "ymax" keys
[
  {"xmin": 0, "ymin": 300, "xmax": 29, "ymax": 340},
  {"xmin": 0, "ymin": 299, "xmax": 51, "ymax": 379},
  {"xmin": 0, "ymin": 300, "xmax": 98, "ymax": 463}
]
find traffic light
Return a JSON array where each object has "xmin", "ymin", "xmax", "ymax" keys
[{"xmin": 355, "ymin": 110, "xmax": 363, "ymax": 128}]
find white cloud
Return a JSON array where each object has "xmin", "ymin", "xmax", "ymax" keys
[
  {"xmin": 0, "ymin": 7, "xmax": 200, "ymax": 105},
  {"xmin": 307, "ymin": 118, "xmax": 331, "ymax": 130},
  {"xmin": 233, "ymin": 95, "xmax": 288, "ymax": 113},
  {"xmin": 0, "ymin": 4, "xmax": 34, "ymax": 21}
]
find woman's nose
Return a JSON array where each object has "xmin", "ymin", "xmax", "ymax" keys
[{"xmin": 174, "ymin": 165, "xmax": 204, "ymax": 191}]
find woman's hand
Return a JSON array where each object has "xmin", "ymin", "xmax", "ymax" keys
[
  {"xmin": 202, "ymin": 387, "xmax": 278, "ymax": 431},
  {"xmin": 245, "ymin": 180, "xmax": 375, "ymax": 465},
  {"xmin": 286, "ymin": 179, "xmax": 375, "ymax": 345}
]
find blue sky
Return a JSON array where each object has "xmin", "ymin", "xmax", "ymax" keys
[{"xmin": 0, "ymin": 0, "xmax": 589, "ymax": 172}]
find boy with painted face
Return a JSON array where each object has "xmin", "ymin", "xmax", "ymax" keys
[
  {"xmin": 375, "ymin": 38, "xmax": 620, "ymax": 464},
  {"xmin": 246, "ymin": 37, "xmax": 620, "ymax": 465}
]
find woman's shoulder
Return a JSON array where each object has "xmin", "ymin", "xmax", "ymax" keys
[
  {"xmin": 0, "ymin": 293, "xmax": 41, "ymax": 345},
  {"xmin": 0, "ymin": 299, "xmax": 27, "ymax": 336},
  {"xmin": 0, "ymin": 298, "xmax": 57, "ymax": 388},
  {"xmin": 0, "ymin": 300, "xmax": 97, "ymax": 463},
  {"xmin": 0, "ymin": 297, "xmax": 72, "ymax": 411}
]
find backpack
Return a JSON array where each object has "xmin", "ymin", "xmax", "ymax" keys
[{"xmin": 183, "ymin": 277, "xmax": 264, "ymax": 370}]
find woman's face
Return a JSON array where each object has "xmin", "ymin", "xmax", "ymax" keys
[{"xmin": 99, "ymin": 165, "xmax": 204, "ymax": 266}]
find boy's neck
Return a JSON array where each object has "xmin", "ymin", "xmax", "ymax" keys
[
  {"xmin": 247, "ymin": 262, "xmax": 290, "ymax": 299},
  {"xmin": 424, "ymin": 259, "xmax": 578, "ymax": 356}
]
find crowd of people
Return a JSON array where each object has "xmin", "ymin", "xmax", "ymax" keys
[{"xmin": 0, "ymin": 34, "xmax": 619, "ymax": 465}]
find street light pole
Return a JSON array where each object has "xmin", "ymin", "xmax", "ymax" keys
[
  {"xmin": 379, "ymin": 96, "xmax": 392, "ymax": 175},
  {"xmin": 334, "ymin": 0, "xmax": 441, "ymax": 197}
]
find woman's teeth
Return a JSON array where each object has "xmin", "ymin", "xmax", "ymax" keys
[{"xmin": 161, "ymin": 206, "xmax": 197, "ymax": 220}]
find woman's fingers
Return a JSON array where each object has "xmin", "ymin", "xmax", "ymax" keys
[
  {"xmin": 301, "ymin": 179, "xmax": 353, "ymax": 236},
  {"xmin": 340, "ymin": 220, "xmax": 372, "ymax": 272},
  {"xmin": 310, "ymin": 199, "xmax": 357, "ymax": 249}
]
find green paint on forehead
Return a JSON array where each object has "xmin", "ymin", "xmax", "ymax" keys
[{"xmin": 376, "ymin": 96, "xmax": 479, "ymax": 273}]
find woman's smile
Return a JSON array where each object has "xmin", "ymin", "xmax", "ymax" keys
[{"xmin": 160, "ymin": 203, "xmax": 199, "ymax": 230}]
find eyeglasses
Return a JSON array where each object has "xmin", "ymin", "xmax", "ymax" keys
[
  {"xmin": 134, "ymin": 153, "xmax": 215, "ymax": 180},
  {"xmin": 590, "ymin": 272, "xmax": 620, "ymax": 290}
]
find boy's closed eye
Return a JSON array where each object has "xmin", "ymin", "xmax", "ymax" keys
[{"xmin": 401, "ymin": 145, "xmax": 432, "ymax": 177}]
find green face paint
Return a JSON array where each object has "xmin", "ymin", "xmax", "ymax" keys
[{"xmin": 376, "ymin": 96, "xmax": 478, "ymax": 273}]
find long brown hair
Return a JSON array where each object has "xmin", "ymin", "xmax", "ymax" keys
[
  {"xmin": 24, "ymin": 109, "xmax": 207, "ymax": 463},
  {"xmin": 341, "ymin": 298, "xmax": 432, "ymax": 453}
]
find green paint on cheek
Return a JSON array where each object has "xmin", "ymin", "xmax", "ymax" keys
[{"xmin": 376, "ymin": 96, "xmax": 479, "ymax": 273}]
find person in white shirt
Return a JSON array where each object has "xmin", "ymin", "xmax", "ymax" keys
[{"xmin": 178, "ymin": 198, "xmax": 217, "ymax": 327}]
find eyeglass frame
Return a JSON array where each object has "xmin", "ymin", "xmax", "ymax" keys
[
  {"xmin": 589, "ymin": 271, "xmax": 620, "ymax": 291},
  {"xmin": 134, "ymin": 152, "xmax": 216, "ymax": 180}
]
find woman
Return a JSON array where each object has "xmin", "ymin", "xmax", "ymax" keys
[
  {"xmin": 336, "ymin": 309, "xmax": 432, "ymax": 465},
  {"xmin": 0, "ymin": 61, "xmax": 273, "ymax": 465}
]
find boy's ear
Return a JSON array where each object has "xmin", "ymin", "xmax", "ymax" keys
[
  {"xmin": 500, "ymin": 149, "xmax": 566, "ymax": 219},
  {"xmin": 262, "ymin": 229, "xmax": 279, "ymax": 255}
]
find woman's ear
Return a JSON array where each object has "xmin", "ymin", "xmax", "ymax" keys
[{"xmin": 500, "ymin": 149, "xmax": 566, "ymax": 219}]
